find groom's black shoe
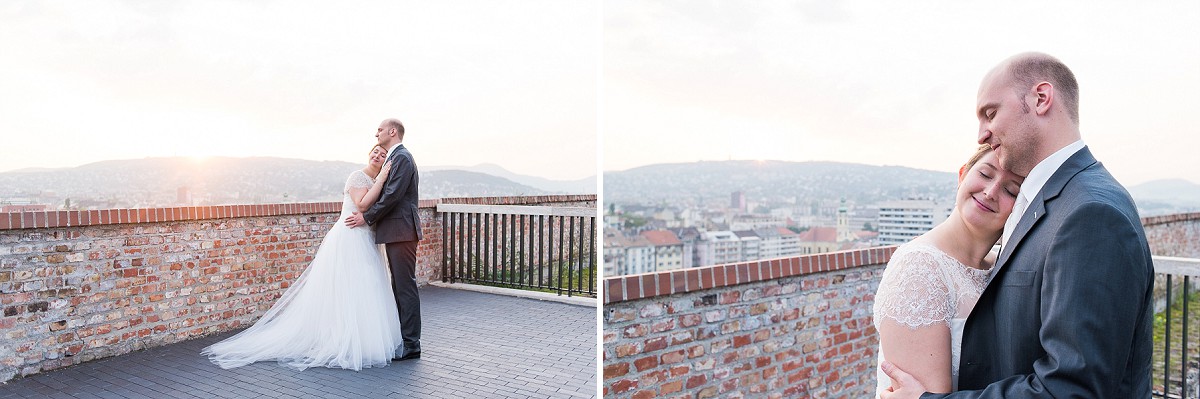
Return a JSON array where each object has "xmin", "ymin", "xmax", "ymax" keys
[{"xmin": 394, "ymin": 347, "xmax": 421, "ymax": 361}]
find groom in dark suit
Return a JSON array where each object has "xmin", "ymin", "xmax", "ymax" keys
[
  {"xmin": 345, "ymin": 118, "xmax": 423, "ymax": 361},
  {"xmin": 882, "ymin": 53, "xmax": 1153, "ymax": 398}
]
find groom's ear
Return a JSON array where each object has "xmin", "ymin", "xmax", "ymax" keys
[{"xmin": 1033, "ymin": 82, "xmax": 1054, "ymax": 116}]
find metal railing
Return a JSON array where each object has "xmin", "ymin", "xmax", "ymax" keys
[
  {"xmin": 438, "ymin": 204, "xmax": 597, "ymax": 298},
  {"xmin": 1155, "ymin": 256, "xmax": 1200, "ymax": 398}
]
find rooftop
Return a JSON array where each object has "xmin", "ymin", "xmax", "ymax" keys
[{"xmin": 0, "ymin": 286, "xmax": 596, "ymax": 399}]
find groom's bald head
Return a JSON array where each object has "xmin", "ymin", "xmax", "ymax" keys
[{"xmin": 376, "ymin": 118, "xmax": 406, "ymax": 147}]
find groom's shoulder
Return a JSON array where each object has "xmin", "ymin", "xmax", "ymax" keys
[{"xmin": 1058, "ymin": 166, "xmax": 1139, "ymax": 221}]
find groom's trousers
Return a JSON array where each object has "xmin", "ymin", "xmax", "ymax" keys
[{"xmin": 386, "ymin": 241, "xmax": 421, "ymax": 350}]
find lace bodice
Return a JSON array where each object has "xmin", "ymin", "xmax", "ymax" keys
[
  {"xmin": 339, "ymin": 170, "xmax": 375, "ymax": 218},
  {"xmin": 344, "ymin": 170, "xmax": 375, "ymax": 194},
  {"xmin": 873, "ymin": 243, "xmax": 990, "ymax": 329}
]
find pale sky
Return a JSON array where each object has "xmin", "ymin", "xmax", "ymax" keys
[
  {"xmin": 0, "ymin": 0, "xmax": 598, "ymax": 180},
  {"xmin": 604, "ymin": 1, "xmax": 1200, "ymax": 187}
]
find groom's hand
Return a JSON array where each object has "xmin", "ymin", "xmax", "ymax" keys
[
  {"xmin": 345, "ymin": 212, "xmax": 366, "ymax": 228},
  {"xmin": 880, "ymin": 360, "xmax": 926, "ymax": 399}
]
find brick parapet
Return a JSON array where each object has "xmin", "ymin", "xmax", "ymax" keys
[
  {"xmin": 0, "ymin": 195, "xmax": 596, "ymax": 232},
  {"xmin": 602, "ymin": 251, "xmax": 886, "ymax": 398},
  {"xmin": 0, "ymin": 195, "xmax": 594, "ymax": 383},
  {"xmin": 1142, "ymin": 212, "xmax": 1200, "ymax": 258},
  {"xmin": 604, "ymin": 247, "xmax": 896, "ymax": 304}
]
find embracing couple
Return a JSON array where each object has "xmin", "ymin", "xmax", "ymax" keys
[
  {"xmin": 874, "ymin": 53, "xmax": 1155, "ymax": 398},
  {"xmin": 202, "ymin": 118, "xmax": 424, "ymax": 370}
]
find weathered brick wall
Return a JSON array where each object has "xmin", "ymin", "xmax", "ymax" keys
[
  {"xmin": 0, "ymin": 195, "xmax": 594, "ymax": 383},
  {"xmin": 602, "ymin": 247, "xmax": 894, "ymax": 399},
  {"xmin": 1143, "ymin": 212, "xmax": 1200, "ymax": 258}
]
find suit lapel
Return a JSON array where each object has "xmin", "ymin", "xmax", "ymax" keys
[{"xmin": 991, "ymin": 147, "xmax": 1098, "ymax": 277}]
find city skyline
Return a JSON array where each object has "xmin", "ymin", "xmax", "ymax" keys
[
  {"xmin": 0, "ymin": 1, "xmax": 599, "ymax": 181},
  {"xmin": 604, "ymin": 1, "xmax": 1200, "ymax": 187}
]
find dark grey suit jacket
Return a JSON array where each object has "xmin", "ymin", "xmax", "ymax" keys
[
  {"xmin": 363, "ymin": 144, "xmax": 422, "ymax": 244},
  {"xmin": 924, "ymin": 147, "xmax": 1153, "ymax": 398}
]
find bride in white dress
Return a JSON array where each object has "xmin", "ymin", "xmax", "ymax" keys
[
  {"xmin": 203, "ymin": 145, "xmax": 404, "ymax": 371},
  {"xmin": 873, "ymin": 145, "xmax": 1024, "ymax": 395}
]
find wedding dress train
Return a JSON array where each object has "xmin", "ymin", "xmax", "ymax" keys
[{"xmin": 202, "ymin": 170, "xmax": 403, "ymax": 371}]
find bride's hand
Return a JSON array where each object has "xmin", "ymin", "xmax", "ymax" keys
[{"xmin": 377, "ymin": 160, "xmax": 393, "ymax": 181}]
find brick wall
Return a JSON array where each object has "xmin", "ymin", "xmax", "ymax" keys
[
  {"xmin": 0, "ymin": 195, "xmax": 594, "ymax": 383},
  {"xmin": 603, "ymin": 247, "xmax": 894, "ymax": 399},
  {"xmin": 601, "ymin": 212, "xmax": 1200, "ymax": 399},
  {"xmin": 1143, "ymin": 212, "xmax": 1200, "ymax": 258}
]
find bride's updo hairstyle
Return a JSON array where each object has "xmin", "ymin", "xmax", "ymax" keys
[
  {"xmin": 369, "ymin": 144, "xmax": 385, "ymax": 156},
  {"xmin": 958, "ymin": 144, "xmax": 994, "ymax": 184}
]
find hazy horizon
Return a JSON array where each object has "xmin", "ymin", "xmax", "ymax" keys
[
  {"xmin": 0, "ymin": 155, "xmax": 597, "ymax": 181},
  {"xmin": 604, "ymin": 158, "xmax": 1200, "ymax": 187}
]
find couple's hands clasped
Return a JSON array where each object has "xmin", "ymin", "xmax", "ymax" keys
[{"xmin": 879, "ymin": 361, "xmax": 926, "ymax": 399}]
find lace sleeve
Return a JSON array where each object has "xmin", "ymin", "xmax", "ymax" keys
[
  {"xmin": 873, "ymin": 246, "xmax": 956, "ymax": 329},
  {"xmin": 343, "ymin": 170, "xmax": 374, "ymax": 193}
]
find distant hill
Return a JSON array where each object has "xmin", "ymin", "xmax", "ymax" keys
[
  {"xmin": 604, "ymin": 160, "xmax": 958, "ymax": 205},
  {"xmin": 0, "ymin": 157, "xmax": 578, "ymax": 209},
  {"xmin": 1128, "ymin": 179, "xmax": 1200, "ymax": 215},
  {"xmin": 424, "ymin": 163, "xmax": 596, "ymax": 193}
]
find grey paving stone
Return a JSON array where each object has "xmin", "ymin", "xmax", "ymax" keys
[{"xmin": 1, "ymin": 286, "xmax": 596, "ymax": 398}]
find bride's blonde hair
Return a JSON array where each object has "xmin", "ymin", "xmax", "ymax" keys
[{"xmin": 958, "ymin": 144, "xmax": 994, "ymax": 183}]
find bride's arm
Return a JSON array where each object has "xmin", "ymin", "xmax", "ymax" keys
[
  {"xmin": 350, "ymin": 161, "xmax": 392, "ymax": 212},
  {"xmin": 877, "ymin": 319, "xmax": 953, "ymax": 393},
  {"xmin": 874, "ymin": 249, "xmax": 956, "ymax": 394}
]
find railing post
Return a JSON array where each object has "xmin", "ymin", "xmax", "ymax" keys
[
  {"xmin": 538, "ymin": 214, "xmax": 545, "ymax": 290},
  {"xmin": 1186, "ymin": 276, "xmax": 1191, "ymax": 399},
  {"xmin": 588, "ymin": 215, "xmax": 596, "ymax": 296},
  {"xmin": 501, "ymin": 213, "xmax": 508, "ymax": 289},
  {"xmin": 1169, "ymin": 274, "xmax": 1175, "ymax": 395},
  {"xmin": 441, "ymin": 211, "xmax": 448, "ymax": 283},
  {"xmin": 492, "ymin": 213, "xmax": 499, "ymax": 285},
  {"xmin": 527, "ymin": 214, "xmax": 534, "ymax": 289},
  {"xmin": 510, "ymin": 214, "xmax": 517, "ymax": 289},
  {"xmin": 557, "ymin": 214, "xmax": 566, "ymax": 296}
]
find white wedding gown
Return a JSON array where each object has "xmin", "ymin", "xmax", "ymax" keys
[
  {"xmin": 872, "ymin": 243, "xmax": 990, "ymax": 395},
  {"xmin": 202, "ymin": 170, "xmax": 403, "ymax": 371}
]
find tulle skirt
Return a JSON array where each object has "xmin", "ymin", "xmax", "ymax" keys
[{"xmin": 202, "ymin": 213, "xmax": 402, "ymax": 371}]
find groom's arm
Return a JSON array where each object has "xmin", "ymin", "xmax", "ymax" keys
[
  {"xmin": 362, "ymin": 154, "xmax": 415, "ymax": 225},
  {"xmin": 921, "ymin": 201, "xmax": 1151, "ymax": 399}
]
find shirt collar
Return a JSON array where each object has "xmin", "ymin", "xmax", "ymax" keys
[
  {"xmin": 387, "ymin": 143, "xmax": 402, "ymax": 158},
  {"xmin": 1017, "ymin": 139, "xmax": 1085, "ymax": 204}
]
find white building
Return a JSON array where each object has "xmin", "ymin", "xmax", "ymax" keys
[
  {"xmin": 621, "ymin": 236, "xmax": 656, "ymax": 275},
  {"xmin": 698, "ymin": 230, "xmax": 743, "ymax": 266},
  {"xmin": 640, "ymin": 230, "xmax": 685, "ymax": 272},
  {"xmin": 753, "ymin": 227, "xmax": 803, "ymax": 260},
  {"xmin": 728, "ymin": 214, "xmax": 786, "ymax": 231},
  {"xmin": 734, "ymin": 230, "xmax": 762, "ymax": 261},
  {"xmin": 603, "ymin": 230, "xmax": 657, "ymax": 276},
  {"xmin": 876, "ymin": 199, "xmax": 952, "ymax": 245}
]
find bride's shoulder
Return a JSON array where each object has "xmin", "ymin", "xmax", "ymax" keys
[
  {"xmin": 345, "ymin": 169, "xmax": 374, "ymax": 187},
  {"xmin": 887, "ymin": 242, "xmax": 943, "ymax": 268}
]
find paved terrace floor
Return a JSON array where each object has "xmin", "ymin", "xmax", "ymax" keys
[{"xmin": 0, "ymin": 286, "xmax": 597, "ymax": 399}]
